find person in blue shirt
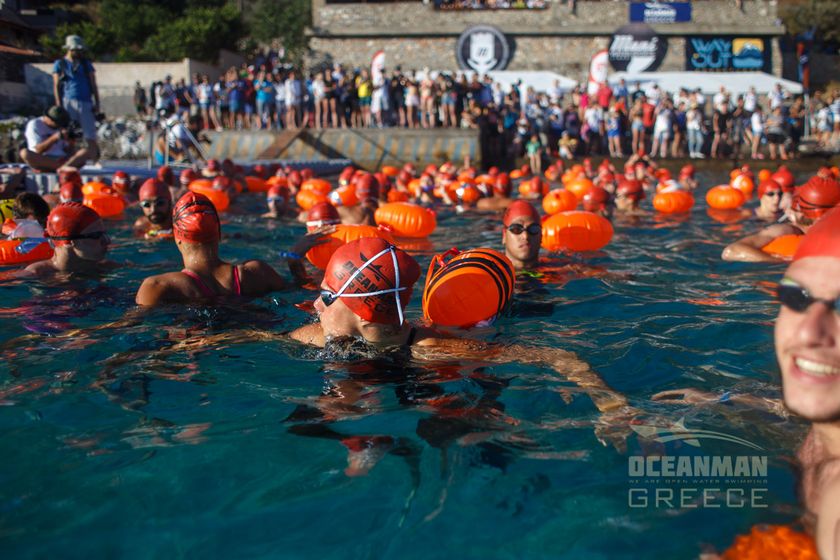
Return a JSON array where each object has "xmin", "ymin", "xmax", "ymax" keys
[{"xmin": 52, "ymin": 35, "xmax": 100, "ymax": 162}]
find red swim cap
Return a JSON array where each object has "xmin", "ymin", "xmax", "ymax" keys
[
  {"xmin": 616, "ymin": 179, "xmax": 645, "ymax": 200},
  {"xmin": 794, "ymin": 206, "xmax": 840, "ymax": 262},
  {"xmin": 307, "ymin": 201, "xmax": 341, "ymax": 228},
  {"xmin": 180, "ymin": 168, "xmax": 197, "ymax": 186},
  {"xmin": 112, "ymin": 170, "xmax": 129, "ymax": 191},
  {"xmin": 46, "ymin": 202, "xmax": 102, "ymax": 245},
  {"xmin": 172, "ymin": 192, "xmax": 220, "ymax": 244},
  {"xmin": 206, "ymin": 159, "xmax": 220, "ymax": 173},
  {"xmin": 355, "ymin": 174, "xmax": 379, "ymax": 202},
  {"xmin": 139, "ymin": 179, "xmax": 172, "ymax": 202},
  {"xmin": 59, "ymin": 182, "xmax": 83, "ymax": 203},
  {"xmin": 287, "ymin": 170, "xmax": 302, "ymax": 188},
  {"xmin": 397, "ymin": 169, "xmax": 412, "ymax": 187},
  {"xmin": 772, "ymin": 167, "xmax": 795, "ymax": 192},
  {"xmin": 323, "ymin": 237, "xmax": 420, "ymax": 325},
  {"xmin": 267, "ymin": 184, "xmax": 290, "ymax": 203},
  {"xmin": 403, "ymin": 163, "xmax": 416, "ymax": 175},
  {"xmin": 680, "ymin": 164, "xmax": 696, "ymax": 178},
  {"xmin": 503, "ymin": 200, "xmax": 540, "ymax": 226},
  {"xmin": 252, "ymin": 164, "xmax": 268, "ymax": 179},
  {"xmin": 157, "ymin": 166, "xmax": 174, "ymax": 185},
  {"xmin": 300, "ymin": 168, "xmax": 314, "ymax": 181},
  {"xmin": 59, "ymin": 169, "xmax": 82, "ymax": 187},
  {"xmin": 494, "ymin": 174, "xmax": 512, "ymax": 197},
  {"xmin": 582, "ymin": 186, "xmax": 611, "ymax": 212},
  {"xmin": 794, "ymin": 177, "xmax": 840, "ymax": 219},
  {"xmin": 757, "ymin": 179, "xmax": 782, "ymax": 198}
]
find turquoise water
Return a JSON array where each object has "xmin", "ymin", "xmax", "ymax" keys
[{"xmin": 1, "ymin": 171, "xmax": 809, "ymax": 559}]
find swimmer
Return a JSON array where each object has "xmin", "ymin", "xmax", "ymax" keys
[
  {"xmin": 722, "ymin": 178, "xmax": 840, "ymax": 263},
  {"xmin": 335, "ymin": 174, "xmax": 378, "ymax": 226},
  {"xmin": 58, "ymin": 181, "xmax": 83, "ymax": 204},
  {"xmin": 677, "ymin": 164, "xmax": 698, "ymax": 191},
  {"xmin": 613, "ymin": 179, "xmax": 646, "ymax": 215},
  {"xmin": 755, "ymin": 179, "xmax": 785, "ymax": 222},
  {"xmin": 501, "ymin": 200, "xmax": 542, "ymax": 271},
  {"xmin": 300, "ymin": 201, "xmax": 341, "ymax": 231},
  {"xmin": 582, "ymin": 186, "xmax": 612, "ymax": 219},
  {"xmin": 5, "ymin": 193, "xmax": 50, "ymax": 239},
  {"xmin": 261, "ymin": 184, "xmax": 294, "ymax": 219},
  {"xmin": 18, "ymin": 202, "xmax": 114, "ymax": 278},
  {"xmin": 476, "ymin": 173, "xmax": 514, "ymax": 212},
  {"xmin": 133, "ymin": 179, "xmax": 173, "ymax": 238},
  {"xmin": 135, "ymin": 192, "xmax": 325, "ymax": 305},
  {"xmin": 288, "ymin": 237, "xmax": 630, "ymax": 427}
]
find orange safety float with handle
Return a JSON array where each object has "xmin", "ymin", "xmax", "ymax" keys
[
  {"xmin": 295, "ymin": 189, "xmax": 328, "ymax": 211},
  {"xmin": 188, "ymin": 181, "xmax": 230, "ymax": 212},
  {"xmin": 541, "ymin": 211, "xmax": 613, "ymax": 252},
  {"xmin": 422, "ymin": 247, "xmax": 514, "ymax": 328},
  {"xmin": 374, "ymin": 202, "xmax": 437, "ymax": 238},
  {"xmin": 83, "ymin": 185, "xmax": 125, "ymax": 218},
  {"xmin": 245, "ymin": 176, "xmax": 269, "ymax": 193},
  {"xmin": 565, "ymin": 177, "xmax": 594, "ymax": 200},
  {"xmin": 0, "ymin": 238, "xmax": 53, "ymax": 266},
  {"xmin": 542, "ymin": 189, "xmax": 578, "ymax": 215},
  {"xmin": 706, "ymin": 185, "xmax": 746, "ymax": 210},
  {"xmin": 653, "ymin": 191, "xmax": 694, "ymax": 214},
  {"xmin": 306, "ymin": 224, "xmax": 395, "ymax": 270},
  {"xmin": 301, "ymin": 178, "xmax": 332, "ymax": 197},
  {"xmin": 761, "ymin": 234, "xmax": 801, "ymax": 259}
]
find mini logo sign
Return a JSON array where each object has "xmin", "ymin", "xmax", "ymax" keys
[
  {"xmin": 609, "ymin": 23, "xmax": 668, "ymax": 73},
  {"xmin": 456, "ymin": 25, "xmax": 511, "ymax": 74}
]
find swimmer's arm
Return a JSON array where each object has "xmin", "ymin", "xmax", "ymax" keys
[
  {"xmin": 817, "ymin": 478, "xmax": 840, "ymax": 560},
  {"xmin": 243, "ymin": 260, "xmax": 288, "ymax": 292},
  {"xmin": 652, "ymin": 388, "xmax": 788, "ymax": 417},
  {"xmin": 135, "ymin": 273, "xmax": 184, "ymax": 306},
  {"xmin": 288, "ymin": 323, "xmax": 325, "ymax": 347},
  {"xmin": 283, "ymin": 227, "xmax": 335, "ymax": 286},
  {"xmin": 721, "ymin": 224, "xmax": 798, "ymax": 262}
]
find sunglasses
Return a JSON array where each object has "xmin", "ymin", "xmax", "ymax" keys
[
  {"xmin": 506, "ymin": 223, "xmax": 541, "ymax": 235},
  {"xmin": 140, "ymin": 198, "xmax": 169, "ymax": 209},
  {"xmin": 777, "ymin": 278, "xmax": 840, "ymax": 315}
]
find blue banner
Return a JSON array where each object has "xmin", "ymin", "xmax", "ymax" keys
[
  {"xmin": 685, "ymin": 36, "xmax": 772, "ymax": 73},
  {"xmin": 629, "ymin": 2, "xmax": 691, "ymax": 24}
]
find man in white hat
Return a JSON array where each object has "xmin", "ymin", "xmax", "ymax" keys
[{"xmin": 52, "ymin": 35, "xmax": 100, "ymax": 162}]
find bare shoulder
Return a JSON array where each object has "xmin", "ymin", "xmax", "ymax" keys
[
  {"xmin": 289, "ymin": 322, "xmax": 325, "ymax": 347},
  {"xmin": 135, "ymin": 272, "xmax": 194, "ymax": 306},
  {"xmin": 20, "ymin": 260, "xmax": 57, "ymax": 278}
]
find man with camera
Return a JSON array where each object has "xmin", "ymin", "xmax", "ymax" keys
[
  {"xmin": 19, "ymin": 106, "xmax": 92, "ymax": 172},
  {"xmin": 52, "ymin": 34, "xmax": 100, "ymax": 162}
]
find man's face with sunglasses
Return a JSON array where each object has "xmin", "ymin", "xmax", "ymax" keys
[
  {"xmin": 503, "ymin": 216, "xmax": 542, "ymax": 266},
  {"xmin": 140, "ymin": 196, "xmax": 172, "ymax": 225},
  {"xmin": 760, "ymin": 188, "xmax": 782, "ymax": 213},
  {"xmin": 775, "ymin": 257, "xmax": 840, "ymax": 422}
]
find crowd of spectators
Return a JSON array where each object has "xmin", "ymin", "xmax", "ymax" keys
[{"xmin": 134, "ymin": 54, "xmax": 840, "ymax": 169}]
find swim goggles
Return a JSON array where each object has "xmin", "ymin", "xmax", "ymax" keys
[
  {"xmin": 49, "ymin": 230, "xmax": 108, "ymax": 241},
  {"xmin": 506, "ymin": 223, "xmax": 541, "ymax": 235},
  {"xmin": 777, "ymin": 277, "xmax": 840, "ymax": 315},
  {"xmin": 267, "ymin": 196, "xmax": 286, "ymax": 204},
  {"xmin": 140, "ymin": 198, "xmax": 169, "ymax": 208},
  {"xmin": 319, "ymin": 244, "xmax": 407, "ymax": 325}
]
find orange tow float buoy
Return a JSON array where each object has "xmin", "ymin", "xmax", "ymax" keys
[
  {"xmin": 653, "ymin": 191, "xmax": 694, "ymax": 214},
  {"xmin": 422, "ymin": 247, "xmax": 515, "ymax": 328},
  {"xmin": 189, "ymin": 181, "xmax": 230, "ymax": 212},
  {"xmin": 706, "ymin": 185, "xmax": 745, "ymax": 210},
  {"xmin": 542, "ymin": 189, "xmax": 578, "ymax": 215},
  {"xmin": 761, "ymin": 234, "xmax": 801, "ymax": 259},
  {"xmin": 306, "ymin": 224, "xmax": 394, "ymax": 270},
  {"xmin": 541, "ymin": 211, "xmax": 613, "ymax": 252},
  {"xmin": 301, "ymin": 178, "xmax": 332, "ymax": 197},
  {"xmin": 374, "ymin": 202, "xmax": 437, "ymax": 238},
  {"xmin": 565, "ymin": 177, "xmax": 594, "ymax": 200},
  {"xmin": 0, "ymin": 239, "xmax": 53, "ymax": 266},
  {"xmin": 83, "ymin": 186, "xmax": 125, "ymax": 218},
  {"xmin": 245, "ymin": 176, "xmax": 269, "ymax": 193}
]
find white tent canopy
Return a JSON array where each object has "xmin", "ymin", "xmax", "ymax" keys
[{"xmin": 607, "ymin": 72, "xmax": 803, "ymax": 97}]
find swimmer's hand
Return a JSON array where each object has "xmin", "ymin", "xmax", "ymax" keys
[
  {"xmin": 289, "ymin": 225, "xmax": 336, "ymax": 256},
  {"xmin": 594, "ymin": 404, "xmax": 641, "ymax": 454},
  {"xmin": 651, "ymin": 388, "xmax": 719, "ymax": 405}
]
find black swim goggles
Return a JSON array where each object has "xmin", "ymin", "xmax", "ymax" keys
[
  {"xmin": 506, "ymin": 223, "xmax": 541, "ymax": 235},
  {"xmin": 777, "ymin": 277, "xmax": 840, "ymax": 315},
  {"xmin": 49, "ymin": 230, "xmax": 108, "ymax": 241},
  {"xmin": 140, "ymin": 198, "xmax": 169, "ymax": 208}
]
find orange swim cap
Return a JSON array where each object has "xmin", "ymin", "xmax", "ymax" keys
[
  {"xmin": 46, "ymin": 202, "xmax": 102, "ymax": 245},
  {"xmin": 139, "ymin": 179, "xmax": 172, "ymax": 202},
  {"xmin": 794, "ymin": 206, "xmax": 840, "ymax": 261},
  {"xmin": 503, "ymin": 200, "xmax": 540, "ymax": 226},
  {"xmin": 172, "ymin": 192, "xmax": 220, "ymax": 244},
  {"xmin": 323, "ymin": 237, "xmax": 420, "ymax": 325}
]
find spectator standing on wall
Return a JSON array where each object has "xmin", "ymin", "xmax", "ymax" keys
[
  {"xmin": 285, "ymin": 70, "xmax": 302, "ymax": 129},
  {"xmin": 52, "ymin": 35, "xmax": 100, "ymax": 162},
  {"xmin": 133, "ymin": 81, "xmax": 147, "ymax": 117},
  {"xmin": 685, "ymin": 101, "xmax": 704, "ymax": 158}
]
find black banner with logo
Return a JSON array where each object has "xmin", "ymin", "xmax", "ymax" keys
[
  {"xmin": 608, "ymin": 24, "xmax": 668, "ymax": 73},
  {"xmin": 685, "ymin": 36, "xmax": 771, "ymax": 73},
  {"xmin": 456, "ymin": 25, "xmax": 512, "ymax": 73}
]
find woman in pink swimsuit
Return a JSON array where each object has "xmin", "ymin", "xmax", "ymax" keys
[{"xmin": 136, "ymin": 191, "xmax": 326, "ymax": 306}]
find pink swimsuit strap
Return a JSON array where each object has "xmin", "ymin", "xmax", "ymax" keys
[{"xmin": 182, "ymin": 265, "xmax": 242, "ymax": 299}]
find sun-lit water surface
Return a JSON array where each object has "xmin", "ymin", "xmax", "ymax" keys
[{"xmin": 0, "ymin": 169, "xmax": 809, "ymax": 559}]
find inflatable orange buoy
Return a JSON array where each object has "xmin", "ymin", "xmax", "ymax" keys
[
  {"xmin": 0, "ymin": 239, "xmax": 53, "ymax": 266},
  {"xmin": 301, "ymin": 178, "xmax": 332, "ymax": 197},
  {"xmin": 475, "ymin": 174, "xmax": 494, "ymax": 186},
  {"xmin": 295, "ymin": 189, "xmax": 328, "ymax": 211},
  {"xmin": 519, "ymin": 177, "xmax": 548, "ymax": 198},
  {"xmin": 81, "ymin": 181, "xmax": 110, "ymax": 197},
  {"xmin": 706, "ymin": 185, "xmax": 746, "ymax": 210},
  {"xmin": 266, "ymin": 176, "xmax": 288, "ymax": 189},
  {"xmin": 757, "ymin": 169, "xmax": 772, "ymax": 183},
  {"xmin": 566, "ymin": 177, "xmax": 594, "ymax": 200},
  {"xmin": 189, "ymin": 183, "xmax": 230, "ymax": 212},
  {"xmin": 721, "ymin": 525, "xmax": 818, "ymax": 560},
  {"xmin": 653, "ymin": 191, "xmax": 694, "ymax": 214},
  {"xmin": 328, "ymin": 185, "xmax": 358, "ymax": 207},
  {"xmin": 543, "ymin": 189, "xmax": 578, "ymax": 215},
  {"xmin": 730, "ymin": 174, "xmax": 755, "ymax": 198},
  {"xmin": 762, "ymin": 234, "xmax": 802, "ymax": 259},
  {"xmin": 422, "ymin": 248, "xmax": 515, "ymax": 328},
  {"xmin": 387, "ymin": 190, "xmax": 410, "ymax": 203},
  {"xmin": 374, "ymin": 202, "xmax": 437, "ymax": 238},
  {"xmin": 245, "ymin": 176, "xmax": 269, "ymax": 193},
  {"xmin": 541, "ymin": 211, "xmax": 614, "ymax": 252},
  {"xmin": 510, "ymin": 169, "xmax": 524, "ymax": 180},
  {"xmin": 306, "ymin": 224, "xmax": 394, "ymax": 270},
  {"xmin": 381, "ymin": 165, "xmax": 399, "ymax": 177},
  {"xmin": 83, "ymin": 192, "xmax": 125, "ymax": 218},
  {"xmin": 407, "ymin": 178, "xmax": 423, "ymax": 198}
]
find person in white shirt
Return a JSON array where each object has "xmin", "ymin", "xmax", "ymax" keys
[
  {"xmin": 284, "ymin": 71, "xmax": 302, "ymax": 129},
  {"xmin": 685, "ymin": 101, "xmax": 704, "ymax": 158},
  {"xmin": 750, "ymin": 105, "xmax": 765, "ymax": 158},
  {"xmin": 769, "ymin": 83, "xmax": 786, "ymax": 110},
  {"xmin": 713, "ymin": 86, "xmax": 728, "ymax": 109},
  {"xmin": 583, "ymin": 104, "xmax": 604, "ymax": 154},
  {"xmin": 651, "ymin": 99, "xmax": 674, "ymax": 158},
  {"xmin": 644, "ymin": 83, "xmax": 661, "ymax": 106},
  {"xmin": 19, "ymin": 106, "xmax": 91, "ymax": 172},
  {"xmin": 744, "ymin": 86, "xmax": 758, "ymax": 113}
]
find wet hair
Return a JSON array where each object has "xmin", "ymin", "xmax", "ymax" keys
[{"xmin": 13, "ymin": 192, "xmax": 50, "ymax": 225}]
